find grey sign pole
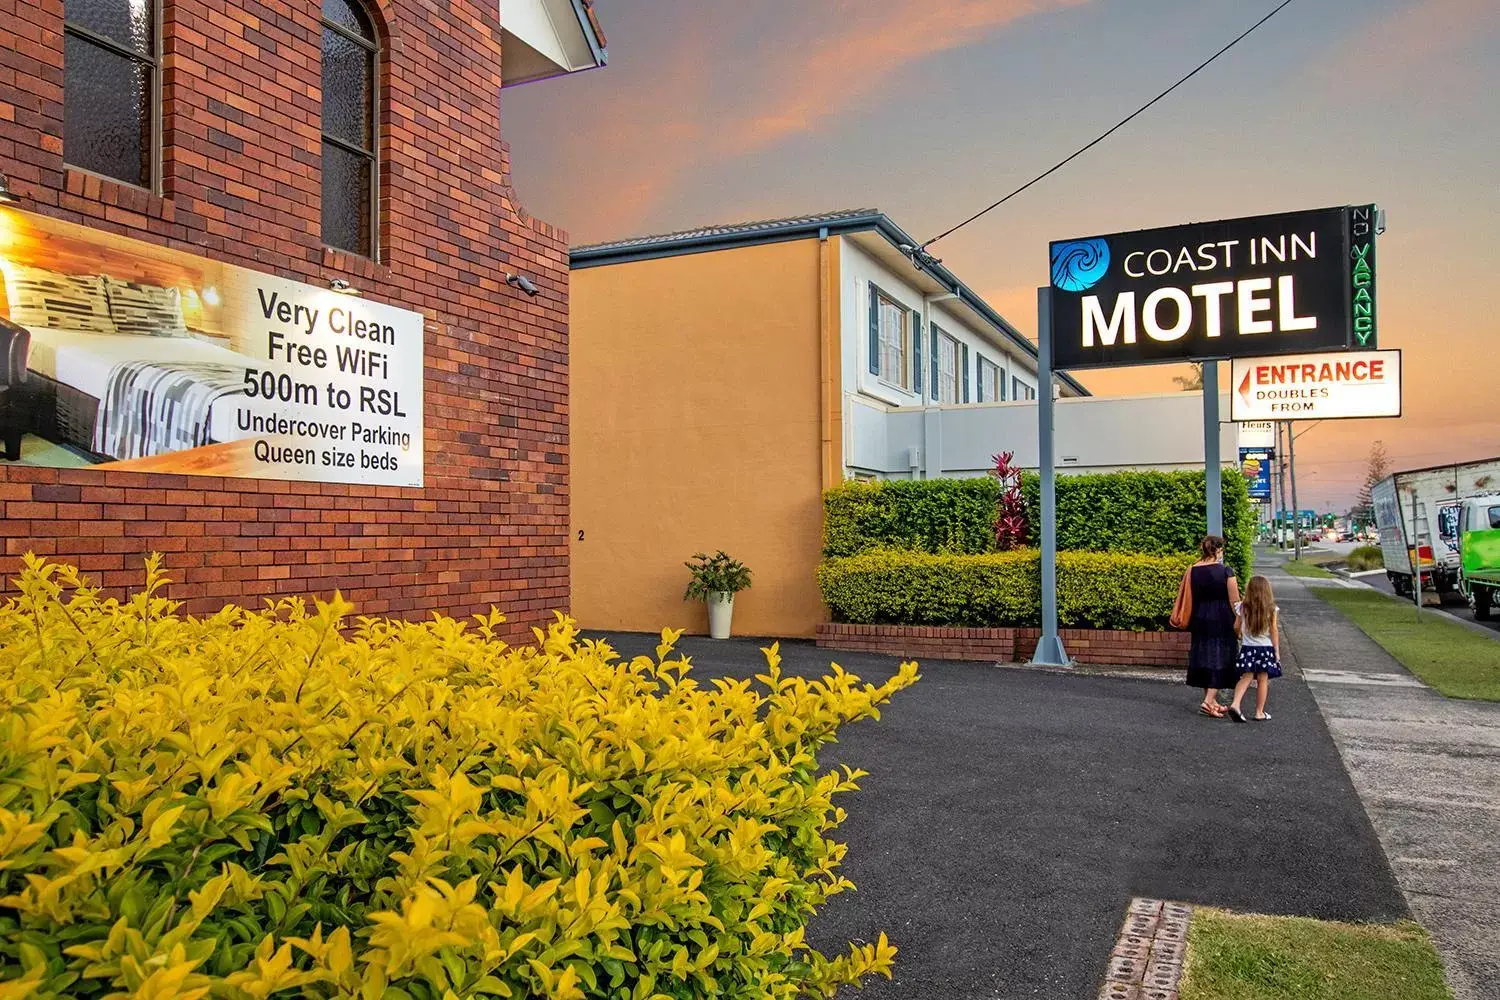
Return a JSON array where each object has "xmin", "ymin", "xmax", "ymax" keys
[
  {"xmin": 1032, "ymin": 286, "xmax": 1069, "ymax": 667},
  {"xmin": 1203, "ymin": 361, "xmax": 1223, "ymax": 537}
]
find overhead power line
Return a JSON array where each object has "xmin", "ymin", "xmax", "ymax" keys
[{"xmin": 918, "ymin": 0, "xmax": 1301, "ymax": 254}]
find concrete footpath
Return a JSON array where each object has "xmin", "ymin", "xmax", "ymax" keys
[{"xmin": 1269, "ymin": 555, "xmax": 1500, "ymax": 1000}]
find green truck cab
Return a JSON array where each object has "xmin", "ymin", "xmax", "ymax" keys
[{"xmin": 1458, "ymin": 496, "xmax": 1500, "ymax": 619}]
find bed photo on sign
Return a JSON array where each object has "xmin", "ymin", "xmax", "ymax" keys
[{"xmin": 0, "ymin": 257, "xmax": 252, "ymax": 468}]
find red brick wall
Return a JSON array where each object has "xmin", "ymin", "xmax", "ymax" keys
[
  {"xmin": 0, "ymin": 0, "xmax": 570, "ymax": 631},
  {"xmin": 816, "ymin": 624, "xmax": 1191, "ymax": 669}
]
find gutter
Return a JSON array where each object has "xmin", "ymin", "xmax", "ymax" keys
[
  {"xmin": 571, "ymin": 212, "xmax": 1090, "ymax": 397},
  {"xmin": 568, "ymin": 0, "xmax": 608, "ymax": 69}
]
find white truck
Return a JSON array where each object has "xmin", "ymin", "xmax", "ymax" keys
[{"xmin": 1373, "ymin": 457, "xmax": 1500, "ymax": 597}]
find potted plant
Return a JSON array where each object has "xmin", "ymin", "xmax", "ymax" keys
[{"xmin": 684, "ymin": 551, "xmax": 752, "ymax": 639}]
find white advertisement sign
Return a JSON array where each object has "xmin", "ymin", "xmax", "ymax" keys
[
  {"xmin": 1230, "ymin": 350, "xmax": 1401, "ymax": 422},
  {"xmin": 1236, "ymin": 421, "xmax": 1276, "ymax": 448},
  {"xmin": 0, "ymin": 206, "xmax": 423, "ymax": 486},
  {"xmin": 230, "ymin": 274, "xmax": 424, "ymax": 487}
]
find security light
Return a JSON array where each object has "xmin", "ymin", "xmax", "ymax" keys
[
  {"xmin": 328, "ymin": 278, "xmax": 360, "ymax": 295},
  {"xmin": 506, "ymin": 273, "xmax": 540, "ymax": 297},
  {"xmin": 0, "ymin": 173, "xmax": 19, "ymax": 204}
]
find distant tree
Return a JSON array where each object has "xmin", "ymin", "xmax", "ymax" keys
[
  {"xmin": 1172, "ymin": 363, "xmax": 1203, "ymax": 391},
  {"xmin": 1350, "ymin": 441, "xmax": 1390, "ymax": 527}
]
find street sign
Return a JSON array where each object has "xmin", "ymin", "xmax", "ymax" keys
[
  {"xmin": 1237, "ymin": 421, "xmax": 1275, "ymax": 448},
  {"xmin": 1239, "ymin": 447, "xmax": 1273, "ymax": 501},
  {"xmin": 1229, "ymin": 349, "xmax": 1402, "ymax": 421},
  {"xmin": 1049, "ymin": 206, "xmax": 1365, "ymax": 370}
]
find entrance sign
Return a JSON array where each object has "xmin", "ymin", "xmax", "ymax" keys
[
  {"xmin": 1239, "ymin": 447, "xmax": 1273, "ymax": 501},
  {"xmin": 1049, "ymin": 207, "xmax": 1364, "ymax": 370},
  {"xmin": 1230, "ymin": 349, "xmax": 1402, "ymax": 421},
  {"xmin": 0, "ymin": 206, "xmax": 424, "ymax": 486}
]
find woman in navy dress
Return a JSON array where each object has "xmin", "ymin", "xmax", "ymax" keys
[{"xmin": 1183, "ymin": 536, "xmax": 1240, "ymax": 718}]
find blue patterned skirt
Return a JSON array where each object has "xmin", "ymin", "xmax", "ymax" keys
[{"xmin": 1236, "ymin": 645, "xmax": 1283, "ymax": 678}]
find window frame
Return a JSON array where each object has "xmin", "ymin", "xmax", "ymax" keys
[
  {"xmin": 977, "ymin": 355, "xmax": 1001, "ymax": 403},
  {"xmin": 321, "ymin": 0, "xmax": 381, "ymax": 259},
  {"xmin": 935, "ymin": 327, "xmax": 960, "ymax": 404},
  {"xmin": 63, "ymin": 0, "xmax": 163, "ymax": 192},
  {"xmin": 872, "ymin": 287, "xmax": 911, "ymax": 392}
]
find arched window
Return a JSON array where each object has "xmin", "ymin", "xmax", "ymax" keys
[
  {"xmin": 64, "ymin": 0, "xmax": 160, "ymax": 188},
  {"xmin": 321, "ymin": 0, "xmax": 378, "ymax": 256}
]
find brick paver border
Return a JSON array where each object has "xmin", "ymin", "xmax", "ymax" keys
[
  {"xmin": 816, "ymin": 623, "xmax": 1190, "ymax": 668},
  {"xmin": 1099, "ymin": 898, "xmax": 1192, "ymax": 1000}
]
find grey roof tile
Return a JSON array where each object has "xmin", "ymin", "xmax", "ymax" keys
[{"xmin": 572, "ymin": 209, "xmax": 881, "ymax": 254}]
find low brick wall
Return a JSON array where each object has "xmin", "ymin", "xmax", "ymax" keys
[{"xmin": 816, "ymin": 624, "xmax": 1190, "ymax": 668}]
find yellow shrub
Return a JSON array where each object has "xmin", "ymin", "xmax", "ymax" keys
[{"xmin": 0, "ymin": 556, "xmax": 918, "ymax": 1000}]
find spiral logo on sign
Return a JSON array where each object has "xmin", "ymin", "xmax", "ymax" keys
[{"xmin": 1050, "ymin": 238, "xmax": 1110, "ymax": 292}]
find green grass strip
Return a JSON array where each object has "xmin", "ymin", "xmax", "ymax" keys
[
  {"xmin": 1313, "ymin": 589, "xmax": 1500, "ymax": 701},
  {"xmin": 1180, "ymin": 909, "xmax": 1451, "ymax": 1000},
  {"xmin": 1283, "ymin": 559, "xmax": 1336, "ymax": 579}
]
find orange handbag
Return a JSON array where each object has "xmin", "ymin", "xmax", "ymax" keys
[{"xmin": 1169, "ymin": 570, "xmax": 1193, "ymax": 630}]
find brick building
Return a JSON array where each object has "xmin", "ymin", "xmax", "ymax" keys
[{"xmin": 0, "ymin": 0, "xmax": 605, "ymax": 629}]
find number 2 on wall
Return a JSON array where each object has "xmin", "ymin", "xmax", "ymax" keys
[{"xmin": 577, "ymin": 530, "xmax": 585, "ymax": 542}]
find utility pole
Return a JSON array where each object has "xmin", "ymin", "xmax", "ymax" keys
[
  {"xmin": 1276, "ymin": 423, "xmax": 1292, "ymax": 549},
  {"xmin": 1268, "ymin": 440, "xmax": 1281, "ymax": 550},
  {"xmin": 1289, "ymin": 421, "xmax": 1301, "ymax": 561},
  {"xmin": 1401, "ymin": 485, "xmax": 1423, "ymax": 618}
]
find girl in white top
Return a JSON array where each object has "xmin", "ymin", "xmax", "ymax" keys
[{"xmin": 1228, "ymin": 575, "xmax": 1281, "ymax": 723}]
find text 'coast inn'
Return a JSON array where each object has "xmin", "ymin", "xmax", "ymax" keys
[{"xmin": 1, "ymin": 0, "xmax": 607, "ymax": 633}]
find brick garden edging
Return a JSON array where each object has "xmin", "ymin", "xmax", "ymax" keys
[
  {"xmin": 816, "ymin": 624, "xmax": 1190, "ymax": 668},
  {"xmin": 1099, "ymin": 898, "xmax": 1192, "ymax": 1000}
]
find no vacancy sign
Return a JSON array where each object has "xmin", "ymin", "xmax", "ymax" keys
[
  {"xmin": 1230, "ymin": 349, "xmax": 1402, "ymax": 421},
  {"xmin": 1049, "ymin": 206, "xmax": 1371, "ymax": 370}
]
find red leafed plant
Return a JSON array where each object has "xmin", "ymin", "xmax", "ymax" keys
[{"xmin": 991, "ymin": 451, "xmax": 1029, "ymax": 551}]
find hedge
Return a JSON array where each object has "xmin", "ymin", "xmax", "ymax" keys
[
  {"xmin": 823, "ymin": 469, "xmax": 1253, "ymax": 580},
  {"xmin": 817, "ymin": 549, "xmax": 1194, "ymax": 630},
  {"xmin": 821, "ymin": 478, "xmax": 1002, "ymax": 558},
  {"xmin": 0, "ymin": 556, "xmax": 916, "ymax": 1000},
  {"xmin": 1020, "ymin": 468, "xmax": 1254, "ymax": 581}
]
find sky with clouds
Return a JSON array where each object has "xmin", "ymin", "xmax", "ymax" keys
[{"xmin": 503, "ymin": 0, "xmax": 1500, "ymax": 510}]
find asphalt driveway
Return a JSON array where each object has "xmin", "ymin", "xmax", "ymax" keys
[{"xmin": 596, "ymin": 632, "xmax": 1407, "ymax": 999}]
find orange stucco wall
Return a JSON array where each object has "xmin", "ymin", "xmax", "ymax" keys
[{"xmin": 570, "ymin": 239, "xmax": 826, "ymax": 637}]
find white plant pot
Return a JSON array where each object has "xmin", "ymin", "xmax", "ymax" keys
[{"xmin": 707, "ymin": 591, "xmax": 735, "ymax": 639}]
